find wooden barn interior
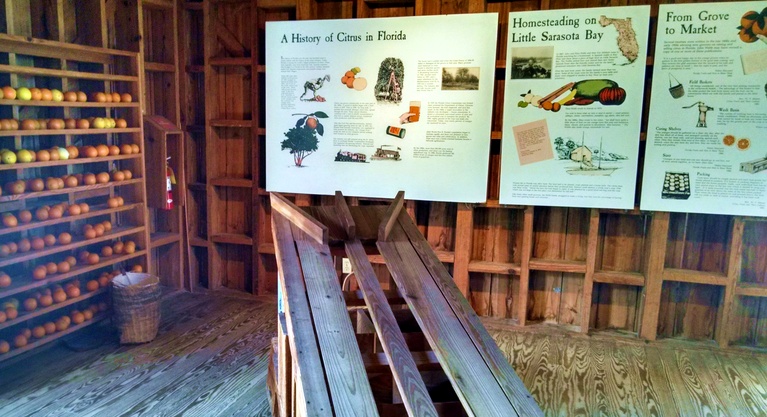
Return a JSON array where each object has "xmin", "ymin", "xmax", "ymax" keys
[{"xmin": 0, "ymin": 0, "xmax": 766, "ymax": 416}]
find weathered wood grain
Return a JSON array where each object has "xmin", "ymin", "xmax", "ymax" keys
[
  {"xmin": 378, "ymin": 190, "xmax": 405, "ymax": 242},
  {"xmin": 271, "ymin": 193, "xmax": 328, "ymax": 245},
  {"xmin": 345, "ymin": 239, "xmax": 438, "ymax": 417},
  {"xmin": 395, "ymin": 212, "xmax": 542, "ymax": 416},
  {"xmin": 271, "ymin": 212, "xmax": 333, "ymax": 416},
  {"xmin": 2, "ymin": 292, "xmax": 766, "ymax": 417},
  {"xmin": 378, "ymin": 226, "xmax": 522, "ymax": 416},
  {"xmin": 294, "ymin": 236, "xmax": 379, "ymax": 417}
]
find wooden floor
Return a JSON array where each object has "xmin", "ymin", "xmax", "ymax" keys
[{"xmin": 1, "ymin": 291, "xmax": 766, "ymax": 417}]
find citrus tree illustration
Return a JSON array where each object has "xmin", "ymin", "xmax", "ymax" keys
[
  {"xmin": 281, "ymin": 111, "xmax": 328, "ymax": 167},
  {"xmin": 374, "ymin": 57, "xmax": 404, "ymax": 103}
]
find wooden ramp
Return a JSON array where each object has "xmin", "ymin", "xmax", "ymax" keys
[{"xmin": 268, "ymin": 192, "xmax": 542, "ymax": 417}]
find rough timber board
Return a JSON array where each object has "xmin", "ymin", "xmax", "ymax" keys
[
  {"xmin": 345, "ymin": 239, "xmax": 438, "ymax": 417},
  {"xmin": 395, "ymin": 211, "xmax": 543, "ymax": 416},
  {"xmin": 378, "ymin": 233, "xmax": 520, "ymax": 416},
  {"xmin": 271, "ymin": 212, "xmax": 333, "ymax": 416},
  {"xmin": 294, "ymin": 236, "xmax": 379, "ymax": 417}
]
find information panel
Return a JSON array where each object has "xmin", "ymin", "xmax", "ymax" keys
[
  {"xmin": 641, "ymin": 2, "xmax": 767, "ymax": 216},
  {"xmin": 265, "ymin": 14, "xmax": 498, "ymax": 202},
  {"xmin": 499, "ymin": 6, "xmax": 650, "ymax": 209}
]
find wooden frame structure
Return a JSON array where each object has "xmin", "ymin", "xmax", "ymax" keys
[{"xmin": 269, "ymin": 191, "xmax": 542, "ymax": 416}]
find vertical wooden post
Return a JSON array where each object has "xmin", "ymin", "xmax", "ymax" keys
[
  {"xmin": 467, "ymin": 0, "xmax": 486, "ymax": 13},
  {"xmin": 716, "ymin": 217, "xmax": 744, "ymax": 347},
  {"xmin": 203, "ymin": 0, "xmax": 222, "ymax": 289},
  {"xmin": 639, "ymin": 211, "xmax": 669, "ymax": 341},
  {"xmin": 453, "ymin": 203, "xmax": 473, "ymax": 297},
  {"xmin": 581, "ymin": 209, "xmax": 600, "ymax": 333},
  {"xmin": 517, "ymin": 206, "xmax": 534, "ymax": 325}
]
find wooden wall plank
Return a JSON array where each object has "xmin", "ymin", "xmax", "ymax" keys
[{"xmin": 639, "ymin": 212, "xmax": 669, "ymax": 341}]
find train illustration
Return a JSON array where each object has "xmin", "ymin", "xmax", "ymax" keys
[{"xmin": 335, "ymin": 150, "xmax": 367, "ymax": 162}]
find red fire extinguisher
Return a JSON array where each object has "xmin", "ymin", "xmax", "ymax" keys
[{"xmin": 165, "ymin": 157, "xmax": 176, "ymax": 210}]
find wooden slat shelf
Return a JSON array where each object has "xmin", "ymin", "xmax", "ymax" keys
[
  {"xmin": 0, "ymin": 153, "xmax": 142, "ymax": 171},
  {"xmin": 209, "ymin": 119, "xmax": 253, "ymax": 128},
  {"xmin": 144, "ymin": 61, "xmax": 176, "ymax": 72},
  {"xmin": 256, "ymin": 64, "xmax": 265, "ymax": 73},
  {"xmin": 529, "ymin": 258, "xmax": 587, "ymax": 273},
  {"xmin": 210, "ymin": 177, "xmax": 253, "ymax": 188},
  {"xmin": 142, "ymin": 0, "xmax": 174, "ymax": 10},
  {"xmin": 597, "ymin": 207, "xmax": 645, "ymax": 216},
  {"xmin": 482, "ymin": 200, "xmax": 526, "ymax": 209},
  {"xmin": 491, "ymin": 131, "xmax": 502, "ymax": 140},
  {"xmin": 0, "ymin": 99, "xmax": 140, "ymax": 108},
  {"xmin": 362, "ymin": 350, "xmax": 440, "ymax": 372},
  {"xmin": 0, "ymin": 64, "xmax": 138, "ymax": 82},
  {"xmin": 258, "ymin": 243, "xmax": 275, "ymax": 254},
  {"xmin": 187, "ymin": 182, "xmax": 206, "ymax": 191},
  {"xmin": 468, "ymin": 261, "xmax": 521, "ymax": 275},
  {"xmin": 185, "ymin": 124, "xmax": 205, "ymax": 132},
  {"xmin": 0, "ymin": 203, "xmax": 142, "ymax": 237},
  {"xmin": 256, "ymin": 127, "xmax": 266, "ymax": 135},
  {"xmin": 257, "ymin": 0, "xmax": 296, "ymax": 9},
  {"xmin": 0, "ymin": 225, "xmax": 145, "ymax": 268},
  {"xmin": 735, "ymin": 283, "xmax": 767, "ymax": 298},
  {"xmin": 343, "ymin": 289, "xmax": 404, "ymax": 307},
  {"xmin": 184, "ymin": 1, "xmax": 203, "ymax": 10},
  {"xmin": 0, "ymin": 178, "xmax": 142, "ymax": 203},
  {"xmin": 0, "ymin": 249, "xmax": 147, "ymax": 299},
  {"xmin": 189, "ymin": 237, "xmax": 210, "ymax": 248},
  {"xmin": 434, "ymin": 250, "xmax": 455, "ymax": 263},
  {"xmin": 210, "ymin": 233, "xmax": 253, "ymax": 246},
  {"xmin": 0, "ymin": 287, "xmax": 108, "ymax": 331},
  {"xmin": 209, "ymin": 57, "xmax": 251, "ymax": 66},
  {"xmin": 150, "ymin": 232, "xmax": 181, "ymax": 248},
  {"xmin": 662, "ymin": 268, "xmax": 728, "ymax": 286},
  {"xmin": 185, "ymin": 65, "xmax": 204, "ymax": 73},
  {"xmin": 0, "ymin": 127, "xmax": 141, "ymax": 137},
  {"xmin": 0, "ymin": 33, "xmax": 136, "ymax": 59},
  {"xmin": 0, "ymin": 314, "xmax": 108, "ymax": 363},
  {"xmin": 593, "ymin": 271, "xmax": 645, "ymax": 287}
]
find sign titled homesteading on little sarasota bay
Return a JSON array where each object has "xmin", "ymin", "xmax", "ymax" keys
[{"xmin": 499, "ymin": 6, "xmax": 650, "ymax": 210}]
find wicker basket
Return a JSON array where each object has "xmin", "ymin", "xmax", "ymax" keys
[{"xmin": 112, "ymin": 272, "xmax": 161, "ymax": 344}]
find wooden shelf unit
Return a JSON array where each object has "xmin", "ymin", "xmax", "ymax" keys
[
  {"xmin": 177, "ymin": 0, "xmax": 260, "ymax": 292},
  {"xmin": 138, "ymin": 0, "xmax": 187, "ymax": 292},
  {"xmin": 0, "ymin": 33, "xmax": 150, "ymax": 361}
]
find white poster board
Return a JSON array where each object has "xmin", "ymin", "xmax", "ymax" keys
[
  {"xmin": 641, "ymin": 2, "xmax": 767, "ymax": 216},
  {"xmin": 499, "ymin": 6, "xmax": 651, "ymax": 209},
  {"xmin": 265, "ymin": 14, "xmax": 498, "ymax": 202}
]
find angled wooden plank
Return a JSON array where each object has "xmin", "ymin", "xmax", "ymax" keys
[
  {"xmin": 335, "ymin": 191, "xmax": 356, "ymax": 240},
  {"xmin": 294, "ymin": 236, "xmax": 379, "ymax": 417},
  {"xmin": 396, "ymin": 212, "xmax": 543, "ymax": 416},
  {"xmin": 378, "ymin": 191, "xmax": 405, "ymax": 242},
  {"xmin": 215, "ymin": 19, "xmax": 246, "ymax": 57},
  {"xmin": 346, "ymin": 238, "xmax": 438, "ymax": 417},
  {"xmin": 271, "ymin": 192, "xmax": 328, "ymax": 245},
  {"xmin": 271, "ymin": 213, "xmax": 333, "ymax": 416},
  {"xmin": 379, "ymin": 225, "xmax": 521, "ymax": 417}
]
